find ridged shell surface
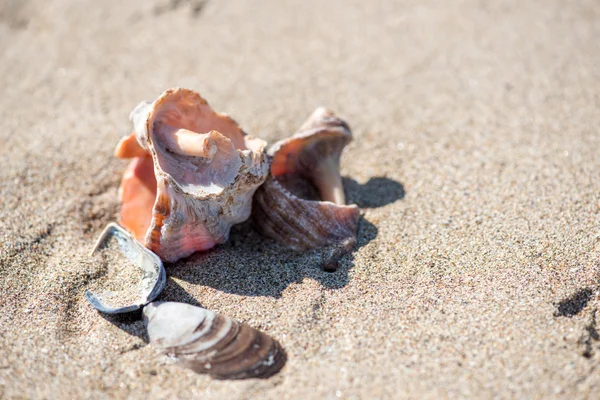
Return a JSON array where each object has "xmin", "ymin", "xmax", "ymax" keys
[
  {"xmin": 143, "ymin": 302, "xmax": 286, "ymax": 379},
  {"xmin": 254, "ymin": 177, "xmax": 359, "ymax": 253}
]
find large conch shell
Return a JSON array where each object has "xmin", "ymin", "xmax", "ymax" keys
[
  {"xmin": 115, "ymin": 88, "xmax": 269, "ymax": 262},
  {"xmin": 143, "ymin": 302, "xmax": 286, "ymax": 379},
  {"xmin": 253, "ymin": 108, "xmax": 360, "ymax": 271}
]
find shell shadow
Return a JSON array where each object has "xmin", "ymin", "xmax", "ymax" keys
[
  {"xmin": 344, "ymin": 176, "xmax": 405, "ymax": 208},
  {"xmin": 167, "ymin": 216, "xmax": 379, "ymax": 298},
  {"xmin": 97, "ymin": 309, "xmax": 148, "ymax": 342},
  {"xmin": 97, "ymin": 280, "xmax": 287, "ymax": 380},
  {"xmin": 157, "ymin": 277, "xmax": 205, "ymax": 307},
  {"xmin": 166, "ymin": 175, "xmax": 403, "ymax": 297},
  {"xmin": 95, "ymin": 278, "xmax": 204, "ymax": 342}
]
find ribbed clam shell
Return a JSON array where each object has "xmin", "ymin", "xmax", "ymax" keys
[
  {"xmin": 143, "ymin": 302, "xmax": 286, "ymax": 380},
  {"xmin": 253, "ymin": 108, "xmax": 360, "ymax": 270},
  {"xmin": 85, "ymin": 223, "xmax": 166, "ymax": 314},
  {"xmin": 117, "ymin": 88, "xmax": 269, "ymax": 262},
  {"xmin": 253, "ymin": 177, "xmax": 359, "ymax": 252}
]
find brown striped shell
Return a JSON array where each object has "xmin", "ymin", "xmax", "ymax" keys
[
  {"xmin": 253, "ymin": 108, "xmax": 360, "ymax": 271},
  {"xmin": 143, "ymin": 302, "xmax": 286, "ymax": 379},
  {"xmin": 114, "ymin": 88, "xmax": 269, "ymax": 262}
]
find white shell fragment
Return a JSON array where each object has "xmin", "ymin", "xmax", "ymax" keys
[
  {"xmin": 143, "ymin": 302, "xmax": 286, "ymax": 379},
  {"xmin": 85, "ymin": 223, "xmax": 166, "ymax": 314}
]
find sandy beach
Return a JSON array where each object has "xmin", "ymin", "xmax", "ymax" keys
[{"xmin": 1, "ymin": 0, "xmax": 599, "ymax": 398}]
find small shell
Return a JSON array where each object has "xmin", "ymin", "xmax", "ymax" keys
[
  {"xmin": 143, "ymin": 302, "xmax": 286, "ymax": 379},
  {"xmin": 85, "ymin": 223, "xmax": 166, "ymax": 314},
  {"xmin": 253, "ymin": 108, "xmax": 360, "ymax": 270},
  {"xmin": 115, "ymin": 88, "xmax": 269, "ymax": 262}
]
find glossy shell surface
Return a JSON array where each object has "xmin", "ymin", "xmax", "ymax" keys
[{"xmin": 143, "ymin": 302, "xmax": 286, "ymax": 379}]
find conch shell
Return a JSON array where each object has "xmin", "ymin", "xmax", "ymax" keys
[
  {"xmin": 143, "ymin": 302, "xmax": 286, "ymax": 379},
  {"xmin": 115, "ymin": 88, "xmax": 269, "ymax": 262},
  {"xmin": 253, "ymin": 108, "xmax": 360, "ymax": 271}
]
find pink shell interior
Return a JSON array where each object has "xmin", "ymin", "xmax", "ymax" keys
[{"xmin": 115, "ymin": 88, "xmax": 267, "ymax": 261}]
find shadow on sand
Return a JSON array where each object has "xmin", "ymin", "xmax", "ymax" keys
[
  {"xmin": 343, "ymin": 176, "xmax": 405, "ymax": 208},
  {"xmin": 98, "ymin": 309, "xmax": 147, "ymax": 341},
  {"xmin": 95, "ymin": 176, "xmax": 403, "ymax": 380},
  {"xmin": 167, "ymin": 176, "xmax": 404, "ymax": 298},
  {"xmin": 98, "ymin": 278, "xmax": 288, "ymax": 379}
]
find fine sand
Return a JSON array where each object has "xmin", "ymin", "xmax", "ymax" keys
[{"xmin": 1, "ymin": 0, "xmax": 599, "ymax": 398}]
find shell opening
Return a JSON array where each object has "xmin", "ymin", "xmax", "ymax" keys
[
  {"xmin": 148, "ymin": 90, "xmax": 265, "ymax": 195},
  {"xmin": 270, "ymin": 108, "xmax": 351, "ymax": 206},
  {"xmin": 309, "ymin": 156, "xmax": 345, "ymax": 205},
  {"xmin": 117, "ymin": 88, "xmax": 269, "ymax": 262}
]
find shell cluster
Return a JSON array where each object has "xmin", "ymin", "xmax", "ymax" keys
[
  {"xmin": 113, "ymin": 88, "xmax": 359, "ymax": 268},
  {"xmin": 85, "ymin": 226, "xmax": 286, "ymax": 380},
  {"xmin": 84, "ymin": 87, "xmax": 361, "ymax": 380}
]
